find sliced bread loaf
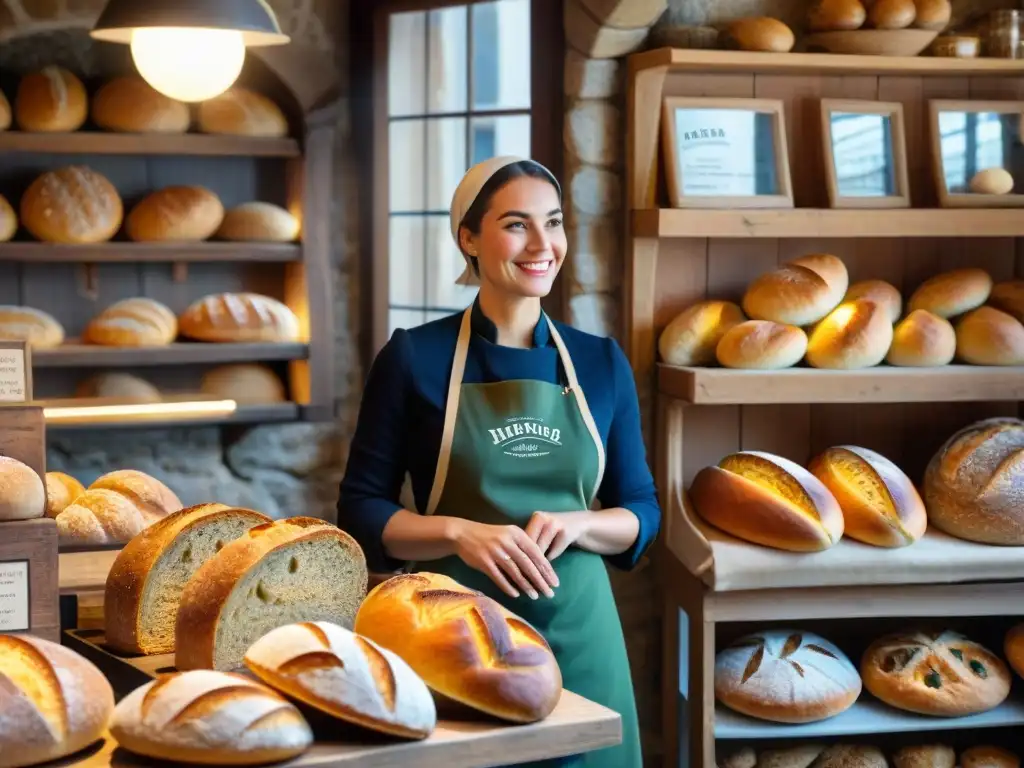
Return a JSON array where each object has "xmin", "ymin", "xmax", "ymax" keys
[
  {"xmin": 104, "ymin": 503, "xmax": 273, "ymax": 655},
  {"xmin": 174, "ymin": 517, "xmax": 368, "ymax": 672}
]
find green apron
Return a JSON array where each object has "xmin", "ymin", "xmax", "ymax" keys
[{"xmin": 414, "ymin": 306, "xmax": 642, "ymax": 768}]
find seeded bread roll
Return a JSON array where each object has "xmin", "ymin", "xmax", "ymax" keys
[
  {"xmin": 742, "ymin": 254, "xmax": 848, "ymax": 326},
  {"xmin": 0, "ymin": 193, "xmax": 17, "ymax": 242},
  {"xmin": 216, "ymin": 202, "xmax": 301, "ymax": 243},
  {"xmin": 887, "ymin": 309, "xmax": 956, "ymax": 367},
  {"xmin": 844, "ymin": 279, "xmax": 902, "ymax": 323},
  {"xmin": 91, "ymin": 75, "xmax": 191, "ymax": 134},
  {"xmin": 962, "ymin": 747, "xmax": 1020, "ymax": 768},
  {"xmin": 955, "ymin": 306, "xmax": 1024, "ymax": 365},
  {"xmin": 806, "ymin": 299, "xmax": 893, "ymax": 369},
  {"xmin": 0, "ymin": 456, "xmax": 45, "ymax": 521},
  {"xmin": 0, "ymin": 305, "xmax": 64, "ymax": 348},
  {"xmin": 179, "ymin": 292, "xmax": 301, "ymax": 343},
  {"xmin": 716, "ymin": 320, "xmax": 808, "ymax": 369},
  {"xmin": 75, "ymin": 372, "xmax": 162, "ymax": 403},
  {"xmin": 908, "ymin": 268, "xmax": 993, "ymax": 318},
  {"xmin": 892, "ymin": 744, "xmax": 956, "ymax": 768},
  {"xmin": 20, "ymin": 166, "xmax": 123, "ymax": 244},
  {"xmin": 989, "ymin": 280, "xmax": 1024, "ymax": 323},
  {"xmin": 197, "ymin": 87, "xmax": 289, "ymax": 137},
  {"xmin": 861, "ymin": 630, "xmax": 1010, "ymax": 716},
  {"xmin": 658, "ymin": 300, "xmax": 746, "ymax": 366},
  {"xmin": 201, "ymin": 364, "xmax": 286, "ymax": 404},
  {"xmin": 84, "ymin": 297, "xmax": 178, "ymax": 347},
  {"xmin": 126, "ymin": 186, "xmax": 225, "ymax": 242},
  {"xmin": 14, "ymin": 66, "xmax": 87, "ymax": 132},
  {"xmin": 44, "ymin": 471, "xmax": 85, "ymax": 519}
]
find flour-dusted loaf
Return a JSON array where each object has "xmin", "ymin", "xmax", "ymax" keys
[
  {"xmin": 44, "ymin": 471, "xmax": 85, "ymax": 519},
  {"xmin": 355, "ymin": 572, "xmax": 563, "ymax": 724},
  {"xmin": 0, "ymin": 456, "xmax": 45, "ymax": 521},
  {"xmin": 20, "ymin": 166, "xmax": 123, "ymax": 244},
  {"xmin": 56, "ymin": 469, "xmax": 183, "ymax": 545},
  {"xmin": 175, "ymin": 517, "xmax": 368, "ymax": 672},
  {"xmin": 909, "ymin": 268, "xmax": 993, "ymax": 319},
  {"xmin": 91, "ymin": 75, "xmax": 191, "ymax": 134},
  {"xmin": 0, "ymin": 305, "xmax": 64, "ymax": 348},
  {"xmin": 658, "ymin": 300, "xmax": 746, "ymax": 366},
  {"xmin": 109, "ymin": 670, "xmax": 313, "ymax": 765},
  {"xmin": 105, "ymin": 504, "xmax": 272, "ymax": 656},
  {"xmin": 75, "ymin": 372, "xmax": 162, "ymax": 403},
  {"xmin": 15, "ymin": 66, "xmax": 87, "ymax": 132},
  {"xmin": 245, "ymin": 621, "xmax": 437, "ymax": 739},
  {"xmin": 0, "ymin": 634, "xmax": 114, "ymax": 768},
  {"xmin": 84, "ymin": 297, "xmax": 178, "ymax": 347},
  {"xmin": 200, "ymin": 364, "xmax": 286, "ymax": 404},
  {"xmin": 714, "ymin": 630, "xmax": 861, "ymax": 724},
  {"xmin": 923, "ymin": 417, "xmax": 1024, "ymax": 544},
  {"xmin": 861, "ymin": 630, "xmax": 1011, "ymax": 716},
  {"xmin": 892, "ymin": 744, "xmax": 956, "ymax": 768},
  {"xmin": 887, "ymin": 309, "xmax": 957, "ymax": 367},
  {"xmin": 126, "ymin": 186, "xmax": 225, "ymax": 242},
  {"xmin": 197, "ymin": 87, "xmax": 289, "ymax": 137},
  {"xmin": 179, "ymin": 292, "xmax": 301, "ymax": 343},
  {"xmin": 216, "ymin": 202, "xmax": 301, "ymax": 243}
]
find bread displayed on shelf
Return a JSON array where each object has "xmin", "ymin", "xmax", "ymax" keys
[
  {"xmin": 0, "ymin": 633, "xmax": 114, "ymax": 768},
  {"xmin": 0, "ymin": 455, "xmax": 45, "ymax": 521},
  {"xmin": 908, "ymin": 267, "xmax": 993, "ymax": 319},
  {"xmin": 44, "ymin": 470, "xmax": 85, "ymax": 519},
  {"xmin": 0, "ymin": 305, "xmax": 64, "ymax": 348},
  {"xmin": 844, "ymin": 279, "xmax": 902, "ymax": 323},
  {"xmin": 91, "ymin": 75, "xmax": 191, "ymax": 134},
  {"xmin": 955, "ymin": 306, "xmax": 1024, "ymax": 365},
  {"xmin": 720, "ymin": 17, "xmax": 796, "ymax": 52},
  {"xmin": 970, "ymin": 167, "xmax": 1014, "ymax": 195},
  {"xmin": 808, "ymin": 0, "xmax": 867, "ymax": 32},
  {"xmin": 201, "ymin": 363, "xmax": 287, "ymax": 404},
  {"xmin": 104, "ymin": 503, "xmax": 272, "ymax": 655},
  {"xmin": 216, "ymin": 202, "xmax": 301, "ymax": 243},
  {"xmin": 174, "ymin": 517, "xmax": 368, "ymax": 672},
  {"xmin": 0, "ymin": 193, "xmax": 16, "ymax": 242},
  {"xmin": 806, "ymin": 299, "xmax": 894, "ymax": 370},
  {"xmin": 197, "ymin": 87, "xmax": 289, "ymax": 138},
  {"xmin": 887, "ymin": 309, "xmax": 956, "ymax": 367},
  {"xmin": 714, "ymin": 629, "xmax": 862, "ymax": 723},
  {"xmin": 109, "ymin": 670, "xmax": 313, "ymax": 765},
  {"xmin": 355, "ymin": 572, "xmax": 563, "ymax": 724},
  {"xmin": 245, "ymin": 621, "xmax": 438, "ymax": 740},
  {"xmin": 742, "ymin": 254, "xmax": 848, "ymax": 327},
  {"xmin": 75, "ymin": 372, "xmax": 162, "ymax": 403},
  {"xmin": 716, "ymin": 320, "xmax": 808, "ymax": 370},
  {"xmin": 179, "ymin": 292, "xmax": 302, "ymax": 343},
  {"xmin": 83, "ymin": 297, "xmax": 179, "ymax": 347},
  {"xmin": 0, "ymin": 89, "xmax": 10, "ymax": 131},
  {"xmin": 867, "ymin": 0, "xmax": 917, "ymax": 28},
  {"xmin": 892, "ymin": 744, "xmax": 956, "ymax": 768},
  {"xmin": 923, "ymin": 417, "xmax": 1024, "ymax": 545},
  {"xmin": 861, "ymin": 630, "xmax": 1010, "ymax": 716},
  {"xmin": 14, "ymin": 66, "xmax": 88, "ymax": 132},
  {"xmin": 914, "ymin": 0, "xmax": 952, "ymax": 30},
  {"xmin": 689, "ymin": 451, "xmax": 844, "ymax": 552},
  {"xmin": 658, "ymin": 300, "xmax": 746, "ymax": 366},
  {"xmin": 126, "ymin": 185, "xmax": 225, "ymax": 242},
  {"xmin": 20, "ymin": 165, "xmax": 123, "ymax": 244},
  {"xmin": 989, "ymin": 279, "xmax": 1024, "ymax": 323},
  {"xmin": 1004, "ymin": 623, "xmax": 1024, "ymax": 680},
  {"xmin": 961, "ymin": 746, "xmax": 1020, "ymax": 768}
]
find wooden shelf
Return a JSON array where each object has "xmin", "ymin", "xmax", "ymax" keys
[
  {"xmin": 33, "ymin": 342, "xmax": 309, "ymax": 368},
  {"xmin": 0, "ymin": 242, "xmax": 301, "ymax": 262},
  {"xmin": 633, "ymin": 208, "xmax": 1024, "ymax": 239},
  {"xmin": 0, "ymin": 131, "xmax": 301, "ymax": 157},
  {"xmin": 658, "ymin": 364, "xmax": 1024, "ymax": 405},
  {"xmin": 44, "ymin": 402, "xmax": 301, "ymax": 430}
]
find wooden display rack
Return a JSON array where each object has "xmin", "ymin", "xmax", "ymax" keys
[{"xmin": 624, "ymin": 49, "xmax": 1024, "ymax": 768}]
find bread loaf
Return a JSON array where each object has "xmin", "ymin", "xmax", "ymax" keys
[
  {"xmin": 175, "ymin": 517, "xmax": 368, "ymax": 672},
  {"xmin": 714, "ymin": 630, "xmax": 861, "ymax": 724},
  {"xmin": 109, "ymin": 670, "xmax": 313, "ymax": 765},
  {"xmin": 806, "ymin": 299, "xmax": 893, "ymax": 370},
  {"xmin": 989, "ymin": 279, "xmax": 1024, "ymax": 323},
  {"xmin": 0, "ymin": 456, "xmax": 45, "ymax": 521},
  {"xmin": 813, "ymin": 746, "xmax": 887, "ymax": 768},
  {"xmin": 20, "ymin": 166, "xmax": 123, "ymax": 244},
  {"xmin": 955, "ymin": 306, "xmax": 1024, "ymax": 365},
  {"xmin": 715, "ymin": 320, "xmax": 807, "ymax": 369},
  {"xmin": 887, "ymin": 309, "xmax": 956, "ymax": 367},
  {"xmin": 908, "ymin": 268, "xmax": 992, "ymax": 318},
  {"xmin": 1005, "ymin": 623, "xmax": 1024, "ymax": 681},
  {"xmin": 245, "ymin": 621, "xmax": 437, "ymax": 739},
  {"xmin": 861, "ymin": 630, "xmax": 1010, "ymax": 715},
  {"xmin": 44, "ymin": 471, "xmax": 85, "ymax": 519},
  {"xmin": 914, "ymin": 0, "xmax": 951, "ymax": 29},
  {"xmin": 126, "ymin": 186, "xmax": 225, "ymax": 242},
  {"xmin": 201, "ymin": 364, "xmax": 286, "ymax": 404},
  {"xmin": 0, "ymin": 90, "xmax": 11, "ymax": 131},
  {"xmin": 105, "ymin": 504, "xmax": 272, "ymax": 655},
  {"xmin": 844, "ymin": 279, "xmax": 902, "ymax": 323},
  {"xmin": 91, "ymin": 76, "xmax": 191, "ymax": 134},
  {"xmin": 75, "ymin": 372, "xmax": 162, "ymax": 403},
  {"xmin": 962, "ymin": 747, "xmax": 1020, "ymax": 768},
  {"xmin": 892, "ymin": 744, "xmax": 955, "ymax": 768},
  {"xmin": 742, "ymin": 254, "xmax": 848, "ymax": 326},
  {"xmin": 179, "ymin": 292, "xmax": 301, "ymax": 343},
  {"xmin": 197, "ymin": 88, "xmax": 289, "ymax": 137},
  {"xmin": 658, "ymin": 300, "xmax": 746, "ymax": 366},
  {"xmin": 0, "ymin": 193, "xmax": 17, "ymax": 242},
  {"xmin": 751, "ymin": 745, "xmax": 826, "ymax": 768},
  {"xmin": 14, "ymin": 66, "xmax": 87, "ymax": 132},
  {"xmin": 0, "ymin": 634, "xmax": 114, "ymax": 768},
  {"xmin": 808, "ymin": 0, "xmax": 867, "ymax": 31},
  {"xmin": 84, "ymin": 297, "xmax": 178, "ymax": 347},
  {"xmin": 717, "ymin": 746, "xmax": 757, "ymax": 768},
  {"xmin": 923, "ymin": 417, "xmax": 1024, "ymax": 544},
  {"xmin": 971, "ymin": 167, "xmax": 1014, "ymax": 195},
  {"xmin": 216, "ymin": 202, "xmax": 301, "ymax": 243},
  {"xmin": 0, "ymin": 305, "xmax": 64, "ymax": 348},
  {"xmin": 808, "ymin": 445, "xmax": 926, "ymax": 548},
  {"xmin": 868, "ymin": 0, "xmax": 916, "ymax": 27},
  {"xmin": 56, "ymin": 469, "xmax": 183, "ymax": 545},
  {"xmin": 721, "ymin": 17, "xmax": 796, "ymax": 52}
]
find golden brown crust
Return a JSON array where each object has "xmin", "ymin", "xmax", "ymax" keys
[
  {"xmin": 808, "ymin": 0, "xmax": 867, "ymax": 31},
  {"xmin": 15, "ymin": 66, "xmax": 88, "ymax": 132},
  {"xmin": 91, "ymin": 76, "xmax": 191, "ymax": 134},
  {"xmin": 126, "ymin": 186, "xmax": 225, "ymax": 243},
  {"xmin": 888, "ymin": 309, "xmax": 956, "ymax": 367},
  {"xmin": 716, "ymin": 320, "xmax": 808, "ymax": 369},
  {"xmin": 806, "ymin": 299, "xmax": 893, "ymax": 370},
  {"xmin": 658, "ymin": 300, "xmax": 746, "ymax": 366},
  {"xmin": 743, "ymin": 264, "xmax": 841, "ymax": 327},
  {"xmin": 197, "ymin": 88, "xmax": 289, "ymax": 138},
  {"xmin": 961, "ymin": 746, "xmax": 1020, "ymax": 768},
  {"xmin": 179, "ymin": 292, "xmax": 301, "ymax": 343},
  {"xmin": 84, "ymin": 297, "xmax": 178, "ymax": 347},
  {"xmin": 0, "ymin": 194, "xmax": 16, "ymax": 242},
  {"xmin": 891, "ymin": 744, "xmax": 956, "ymax": 768},
  {"xmin": 20, "ymin": 166, "xmax": 123, "ymax": 244},
  {"xmin": 914, "ymin": 0, "xmax": 951, "ymax": 30},
  {"xmin": 909, "ymin": 268, "xmax": 993, "ymax": 319},
  {"xmin": 0, "ymin": 305, "xmax": 64, "ymax": 348},
  {"xmin": 1004, "ymin": 623, "xmax": 1024, "ymax": 681},
  {"xmin": 0, "ymin": 456, "xmax": 46, "ymax": 522},
  {"xmin": 722, "ymin": 17, "xmax": 796, "ymax": 52},
  {"xmin": 44, "ymin": 471, "xmax": 85, "ymax": 518},
  {"xmin": 955, "ymin": 306, "xmax": 1024, "ymax": 366},
  {"xmin": 845, "ymin": 279, "xmax": 902, "ymax": 323},
  {"xmin": 989, "ymin": 280, "xmax": 1024, "ymax": 323},
  {"xmin": 215, "ymin": 203, "xmax": 301, "ymax": 243},
  {"xmin": 868, "ymin": 0, "xmax": 916, "ymax": 28}
]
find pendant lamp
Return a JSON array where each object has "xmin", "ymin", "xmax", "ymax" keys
[{"xmin": 91, "ymin": 0, "xmax": 291, "ymax": 103}]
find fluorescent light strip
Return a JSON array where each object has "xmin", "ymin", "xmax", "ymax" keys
[{"xmin": 43, "ymin": 399, "xmax": 238, "ymax": 422}]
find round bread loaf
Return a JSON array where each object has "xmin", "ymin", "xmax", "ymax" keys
[
  {"xmin": 806, "ymin": 299, "xmax": 893, "ymax": 369},
  {"xmin": 742, "ymin": 254, "xmax": 848, "ymax": 326},
  {"xmin": 955, "ymin": 306, "xmax": 1024, "ymax": 365},
  {"xmin": 0, "ymin": 193, "xmax": 17, "ymax": 242},
  {"xmin": 962, "ymin": 746, "xmax": 1020, "ymax": 768},
  {"xmin": 717, "ymin": 747, "xmax": 757, "ymax": 768},
  {"xmin": 200, "ymin": 364, "xmax": 286, "ymax": 404},
  {"xmin": 887, "ymin": 309, "xmax": 956, "ymax": 367},
  {"xmin": 689, "ymin": 450, "xmax": 844, "ymax": 552},
  {"xmin": 197, "ymin": 87, "xmax": 289, "ymax": 137},
  {"xmin": 808, "ymin": 0, "xmax": 867, "ymax": 31},
  {"xmin": 1006, "ymin": 624, "xmax": 1024, "ymax": 681},
  {"xmin": 844, "ymin": 279, "xmax": 901, "ymax": 323},
  {"xmin": 989, "ymin": 280, "xmax": 1024, "ymax": 323},
  {"xmin": 84, "ymin": 297, "xmax": 178, "ymax": 347},
  {"xmin": 908, "ymin": 268, "xmax": 993, "ymax": 318},
  {"xmin": 44, "ymin": 471, "xmax": 85, "ymax": 519},
  {"xmin": 753, "ymin": 745, "xmax": 825, "ymax": 768},
  {"xmin": 715, "ymin": 320, "xmax": 807, "ymax": 369},
  {"xmin": 0, "ymin": 456, "xmax": 45, "ymax": 521},
  {"xmin": 179, "ymin": 292, "xmax": 301, "ymax": 343},
  {"xmin": 0, "ymin": 305, "xmax": 64, "ymax": 348},
  {"xmin": 868, "ymin": 0, "xmax": 916, "ymax": 28},
  {"xmin": 20, "ymin": 166, "xmax": 123, "ymax": 244},
  {"xmin": 892, "ymin": 744, "xmax": 956, "ymax": 768},
  {"xmin": 91, "ymin": 76, "xmax": 191, "ymax": 134},
  {"xmin": 216, "ymin": 202, "xmax": 301, "ymax": 243},
  {"xmin": 658, "ymin": 300, "xmax": 746, "ymax": 366},
  {"xmin": 914, "ymin": 0, "xmax": 951, "ymax": 30},
  {"xmin": 793, "ymin": 253, "xmax": 850, "ymax": 304},
  {"xmin": 714, "ymin": 630, "xmax": 861, "ymax": 723},
  {"xmin": 15, "ymin": 66, "xmax": 87, "ymax": 132},
  {"xmin": 75, "ymin": 372, "xmax": 162, "ymax": 403},
  {"xmin": 861, "ymin": 630, "xmax": 1010, "ymax": 716},
  {"xmin": 970, "ymin": 167, "xmax": 1014, "ymax": 195},
  {"xmin": 722, "ymin": 17, "xmax": 795, "ymax": 52},
  {"xmin": 814, "ymin": 746, "xmax": 888, "ymax": 768},
  {"xmin": 0, "ymin": 90, "xmax": 11, "ymax": 131},
  {"xmin": 126, "ymin": 186, "xmax": 225, "ymax": 242}
]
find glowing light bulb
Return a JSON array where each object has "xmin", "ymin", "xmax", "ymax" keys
[{"xmin": 130, "ymin": 27, "xmax": 246, "ymax": 103}]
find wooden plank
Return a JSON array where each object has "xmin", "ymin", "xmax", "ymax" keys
[
  {"xmin": 0, "ymin": 243, "xmax": 301, "ymax": 263},
  {"xmin": 59, "ymin": 549, "xmax": 120, "ymax": 594},
  {"xmin": 33, "ymin": 343, "xmax": 308, "ymax": 368},
  {"xmin": 0, "ymin": 132, "xmax": 300, "ymax": 158}
]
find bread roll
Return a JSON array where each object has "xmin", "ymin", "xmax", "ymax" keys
[
  {"xmin": 126, "ymin": 186, "xmax": 225, "ymax": 242},
  {"xmin": 962, "ymin": 747, "xmax": 1020, "ymax": 768},
  {"xmin": 755, "ymin": 745, "xmax": 826, "ymax": 768},
  {"xmin": 0, "ymin": 193, "xmax": 17, "ymax": 242},
  {"xmin": 14, "ymin": 66, "xmax": 87, "ymax": 132},
  {"xmin": 955, "ymin": 306, "xmax": 1024, "ymax": 365},
  {"xmin": 806, "ymin": 299, "xmax": 893, "ymax": 370},
  {"xmin": 892, "ymin": 745, "xmax": 956, "ymax": 768},
  {"xmin": 245, "ymin": 621, "xmax": 437, "ymax": 739},
  {"xmin": 715, "ymin": 320, "xmax": 807, "ymax": 369},
  {"xmin": 216, "ymin": 202, "xmax": 301, "ymax": 243},
  {"xmin": 814, "ymin": 746, "xmax": 887, "ymax": 768},
  {"xmin": 722, "ymin": 17, "xmax": 795, "ymax": 52},
  {"xmin": 0, "ymin": 90, "xmax": 11, "ymax": 131},
  {"xmin": 808, "ymin": 0, "xmax": 867, "ymax": 31},
  {"xmin": 175, "ymin": 517, "xmax": 368, "ymax": 672},
  {"xmin": 914, "ymin": 0, "xmax": 951, "ymax": 30},
  {"xmin": 844, "ymin": 279, "xmax": 901, "ymax": 323},
  {"xmin": 714, "ymin": 630, "xmax": 861, "ymax": 724},
  {"xmin": 742, "ymin": 254, "xmax": 848, "ymax": 326},
  {"xmin": 179, "ymin": 292, "xmax": 301, "ymax": 343},
  {"xmin": 970, "ymin": 167, "xmax": 1014, "ymax": 195},
  {"xmin": 861, "ymin": 630, "xmax": 1010, "ymax": 716},
  {"xmin": 1005, "ymin": 623, "xmax": 1024, "ymax": 680},
  {"xmin": 887, "ymin": 309, "xmax": 956, "ymax": 367},
  {"xmin": 0, "ymin": 634, "xmax": 114, "ymax": 768},
  {"xmin": 0, "ymin": 456, "xmax": 45, "ymax": 521},
  {"xmin": 75, "ymin": 372, "xmax": 162, "ymax": 403},
  {"xmin": 354, "ymin": 572, "xmax": 562, "ymax": 724},
  {"xmin": 201, "ymin": 364, "xmax": 286, "ymax": 404},
  {"xmin": 84, "ymin": 297, "xmax": 178, "ymax": 347},
  {"xmin": 989, "ymin": 279, "xmax": 1024, "ymax": 323},
  {"xmin": 689, "ymin": 451, "xmax": 844, "ymax": 552},
  {"xmin": 718, "ymin": 747, "xmax": 757, "ymax": 768},
  {"xmin": 20, "ymin": 166, "xmax": 123, "ymax": 244},
  {"xmin": 44, "ymin": 471, "xmax": 85, "ymax": 519},
  {"xmin": 908, "ymin": 268, "xmax": 993, "ymax": 318},
  {"xmin": 91, "ymin": 75, "xmax": 191, "ymax": 134},
  {"xmin": 809, "ymin": 445, "xmax": 926, "ymax": 548},
  {"xmin": 658, "ymin": 301, "xmax": 745, "ymax": 366},
  {"xmin": 868, "ymin": 0, "xmax": 916, "ymax": 27},
  {"xmin": 197, "ymin": 87, "xmax": 289, "ymax": 137},
  {"xmin": 110, "ymin": 670, "xmax": 313, "ymax": 765},
  {"xmin": 0, "ymin": 305, "xmax": 64, "ymax": 348}
]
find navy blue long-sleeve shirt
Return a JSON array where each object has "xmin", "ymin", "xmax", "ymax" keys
[{"xmin": 336, "ymin": 299, "xmax": 662, "ymax": 574}]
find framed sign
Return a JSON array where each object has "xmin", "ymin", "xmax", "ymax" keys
[
  {"xmin": 0, "ymin": 341, "xmax": 31, "ymax": 403},
  {"xmin": 820, "ymin": 99, "xmax": 910, "ymax": 209},
  {"xmin": 928, "ymin": 99, "xmax": 1024, "ymax": 208},
  {"xmin": 660, "ymin": 97, "xmax": 794, "ymax": 209}
]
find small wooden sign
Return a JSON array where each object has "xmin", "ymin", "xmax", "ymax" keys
[
  {"xmin": 0, "ymin": 341, "xmax": 31, "ymax": 403},
  {"xmin": 0, "ymin": 520, "xmax": 58, "ymax": 642}
]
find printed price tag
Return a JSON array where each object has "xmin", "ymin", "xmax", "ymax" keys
[
  {"xmin": 0, "ymin": 347, "xmax": 27, "ymax": 403},
  {"xmin": 0, "ymin": 560, "xmax": 28, "ymax": 631}
]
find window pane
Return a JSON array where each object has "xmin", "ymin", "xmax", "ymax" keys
[
  {"xmin": 389, "ymin": 120, "xmax": 425, "ymax": 212},
  {"xmin": 471, "ymin": 114, "xmax": 530, "ymax": 161},
  {"xmin": 389, "ymin": 12, "xmax": 426, "ymax": 117},
  {"xmin": 390, "ymin": 308, "xmax": 426, "ymax": 335},
  {"xmin": 389, "ymin": 216, "xmax": 426, "ymax": 307},
  {"xmin": 472, "ymin": 0, "xmax": 530, "ymax": 111},
  {"xmin": 426, "ymin": 117, "xmax": 467, "ymax": 211},
  {"xmin": 426, "ymin": 216, "xmax": 479, "ymax": 310},
  {"xmin": 427, "ymin": 6, "xmax": 467, "ymax": 113}
]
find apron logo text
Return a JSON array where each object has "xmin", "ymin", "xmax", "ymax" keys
[{"xmin": 488, "ymin": 418, "xmax": 562, "ymax": 458}]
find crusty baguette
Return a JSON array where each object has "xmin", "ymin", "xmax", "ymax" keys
[
  {"xmin": 175, "ymin": 517, "xmax": 368, "ymax": 672},
  {"xmin": 245, "ymin": 621, "xmax": 437, "ymax": 739},
  {"xmin": 44, "ymin": 470, "xmax": 85, "ymax": 518},
  {"xmin": 109, "ymin": 670, "xmax": 312, "ymax": 765},
  {"xmin": 354, "ymin": 572, "xmax": 563, "ymax": 724},
  {"xmin": 0, "ymin": 455, "xmax": 45, "ymax": 522},
  {"xmin": 179, "ymin": 292, "xmax": 301, "ymax": 343},
  {"xmin": 105, "ymin": 504, "xmax": 272, "ymax": 656},
  {"xmin": 0, "ymin": 634, "xmax": 114, "ymax": 768}
]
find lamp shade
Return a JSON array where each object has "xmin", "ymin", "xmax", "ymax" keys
[{"xmin": 91, "ymin": 0, "xmax": 290, "ymax": 46}]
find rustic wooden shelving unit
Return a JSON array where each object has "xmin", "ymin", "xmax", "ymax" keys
[{"xmin": 625, "ymin": 48, "xmax": 1024, "ymax": 768}]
